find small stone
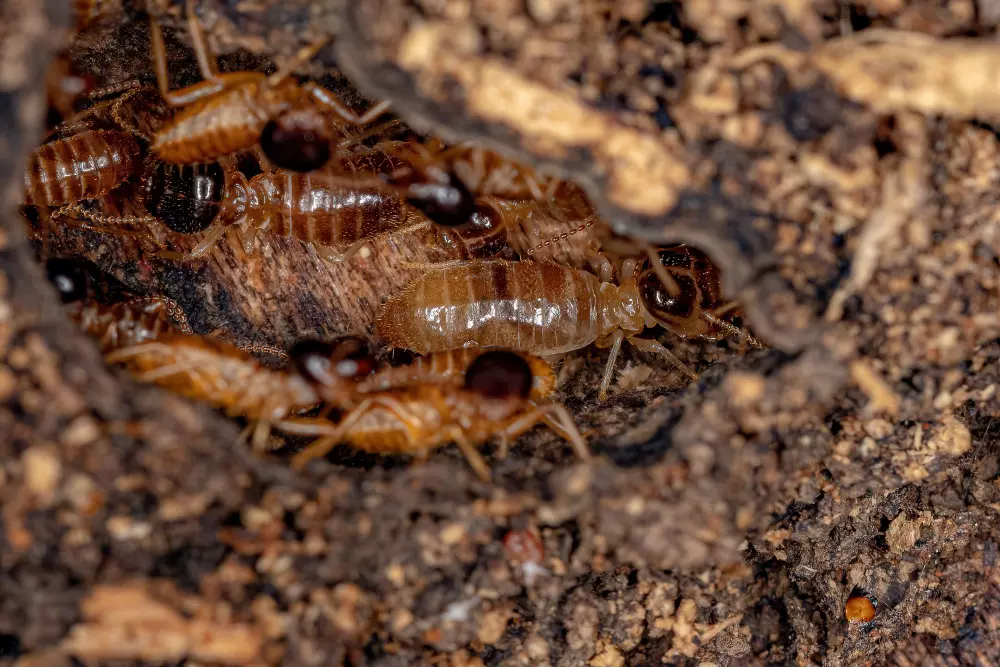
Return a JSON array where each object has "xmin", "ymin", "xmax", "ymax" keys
[
  {"xmin": 589, "ymin": 642, "xmax": 625, "ymax": 667},
  {"xmin": 477, "ymin": 607, "xmax": 510, "ymax": 645},
  {"xmin": 863, "ymin": 418, "xmax": 893, "ymax": 440},
  {"xmin": 439, "ymin": 522, "xmax": 466, "ymax": 545},
  {"xmin": 885, "ymin": 512, "xmax": 927, "ymax": 554},
  {"xmin": 106, "ymin": 515, "xmax": 153, "ymax": 541},
  {"xmin": 726, "ymin": 372, "xmax": 765, "ymax": 407},
  {"xmin": 928, "ymin": 417, "xmax": 971, "ymax": 457},
  {"xmin": 23, "ymin": 446, "xmax": 61, "ymax": 506},
  {"xmin": 60, "ymin": 416, "xmax": 100, "ymax": 448},
  {"xmin": 0, "ymin": 366, "xmax": 15, "ymax": 401}
]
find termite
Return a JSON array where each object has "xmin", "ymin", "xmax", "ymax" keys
[
  {"xmin": 376, "ymin": 247, "xmax": 762, "ymax": 400},
  {"xmin": 381, "ymin": 138, "xmax": 560, "ymax": 202},
  {"xmin": 46, "ymin": 257, "xmax": 192, "ymax": 352},
  {"xmin": 106, "ymin": 335, "xmax": 365, "ymax": 451},
  {"xmin": 291, "ymin": 349, "xmax": 588, "ymax": 480},
  {"xmin": 23, "ymin": 130, "xmax": 141, "ymax": 206},
  {"xmin": 148, "ymin": 0, "xmax": 390, "ymax": 168}
]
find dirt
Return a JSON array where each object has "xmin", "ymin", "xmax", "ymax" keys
[{"xmin": 1, "ymin": 0, "xmax": 999, "ymax": 666}]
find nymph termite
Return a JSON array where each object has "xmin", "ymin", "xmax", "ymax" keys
[
  {"xmin": 291, "ymin": 349, "xmax": 588, "ymax": 480},
  {"xmin": 147, "ymin": 0, "xmax": 390, "ymax": 169},
  {"xmin": 377, "ymin": 246, "xmax": 762, "ymax": 400}
]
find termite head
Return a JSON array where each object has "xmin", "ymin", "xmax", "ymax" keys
[
  {"xmin": 637, "ymin": 245, "xmax": 721, "ymax": 338},
  {"xmin": 291, "ymin": 337, "xmax": 376, "ymax": 401},
  {"xmin": 144, "ymin": 161, "xmax": 227, "ymax": 234},
  {"xmin": 260, "ymin": 109, "xmax": 331, "ymax": 173},
  {"xmin": 463, "ymin": 350, "xmax": 535, "ymax": 421},
  {"xmin": 434, "ymin": 202, "xmax": 509, "ymax": 259},
  {"xmin": 387, "ymin": 168, "xmax": 477, "ymax": 227}
]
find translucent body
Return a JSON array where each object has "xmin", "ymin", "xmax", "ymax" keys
[
  {"xmin": 107, "ymin": 334, "xmax": 323, "ymax": 422},
  {"xmin": 24, "ymin": 130, "xmax": 140, "ymax": 206},
  {"xmin": 376, "ymin": 260, "xmax": 643, "ymax": 355},
  {"xmin": 243, "ymin": 170, "xmax": 414, "ymax": 247},
  {"xmin": 152, "ymin": 75, "xmax": 288, "ymax": 163}
]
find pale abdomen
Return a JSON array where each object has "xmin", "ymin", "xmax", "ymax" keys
[
  {"xmin": 247, "ymin": 170, "xmax": 411, "ymax": 247},
  {"xmin": 152, "ymin": 88, "xmax": 265, "ymax": 164},
  {"xmin": 24, "ymin": 130, "xmax": 139, "ymax": 205},
  {"xmin": 376, "ymin": 260, "xmax": 601, "ymax": 355}
]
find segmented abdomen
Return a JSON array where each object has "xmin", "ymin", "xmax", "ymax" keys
[
  {"xmin": 152, "ymin": 85, "xmax": 266, "ymax": 164},
  {"xmin": 106, "ymin": 335, "xmax": 319, "ymax": 419},
  {"xmin": 376, "ymin": 260, "xmax": 601, "ymax": 355},
  {"xmin": 343, "ymin": 396, "xmax": 446, "ymax": 454},
  {"xmin": 247, "ymin": 170, "xmax": 411, "ymax": 247},
  {"xmin": 24, "ymin": 130, "xmax": 139, "ymax": 205}
]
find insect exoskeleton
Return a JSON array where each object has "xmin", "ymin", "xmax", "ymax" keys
[
  {"xmin": 376, "ymin": 251, "xmax": 761, "ymax": 400},
  {"xmin": 291, "ymin": 349, "xmax": 588, "ymax": 480},
  {"xmin": 143, "ymin": 153, "xmax": 427, "ymax": 261},
  {"xmin": 148, "ymin": 0, "xmax": 390, "ymax": 168},
  {"xmin": 46, "ymin": 257, "xmax": 191, "ymax": 352},
  {"xmin": 105, "ymin": 334, "xmax": 350, "ymax": 451},
  {"xmin": 23, "ymin": 130, "xmax": 141, "ymax": 206}
]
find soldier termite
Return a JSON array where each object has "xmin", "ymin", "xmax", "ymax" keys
[
  {"xmin": 291, "ymin": 349, "xmax": 588, "ymax": 480},
  {"xmin": 46, "ymin": 257, "xmax": 192, "ymax": 352},
  {"xmin": 147, "ymin": 0, "xmax": 390, "ymax": 169},
  {"xmin": 377, "ymin": 249, "xmax": 762, "ymax": 400},
  {"xmin": 105, "ymin": 335, "xmax": 363, "ymax": 451},
  {"xmin": 23, "ymin": 130, "xmax": 141, "ymax": 207}
]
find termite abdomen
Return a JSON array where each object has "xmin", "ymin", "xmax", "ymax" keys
[
  {"xmin": 24, "ymin": 130, "xmax": 140, "ymax": 206},
  {"xmin": 260, "ymin": 110, "xmax": 332, "ymax": 173},
  {"xmin": 144, "ymin": 161, "xmax": 226, "ymax": 233},
  {"xmin": 464, "ymin": 350, "xmax": 533, "ymax": 399}
]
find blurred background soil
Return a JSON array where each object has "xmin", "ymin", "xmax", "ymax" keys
[{"xmin": 1, "ymin": 0, "xmax": 999, "ymax": 665}]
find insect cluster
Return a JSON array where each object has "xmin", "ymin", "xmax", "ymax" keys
[{"xmin": 26, "ymin": 1, "xmax": 764, "ymax": 478}]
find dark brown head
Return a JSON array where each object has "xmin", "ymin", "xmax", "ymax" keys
[
  {"xmin": 387, "ymin": 168, "xmax": 477, "ymax": 227},
  {"xmin": 465, "ymin": 350, "xmax": 534, "ymax": 400},
  {"xmin": 144, "ymin": 161, "xmax": 226, "ymax": 234},
  {"xmin": 638, "ymin": 245, "xmax": 721, "ymax": 338},
  {"xmin": 261, "ymin": 110, "xmax": 332, "ymax": 172}
]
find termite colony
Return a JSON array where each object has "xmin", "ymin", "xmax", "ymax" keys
[{"xmin": 25, "ymin": 0, "xmax": 764, "ymax": 478}]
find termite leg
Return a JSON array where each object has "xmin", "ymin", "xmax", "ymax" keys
[
  {"xmin": 597, "ymin": 329, "xmax": 625, "ymax": 401},
  {"xmin": 291, "ymin": 395, "xmax": 418, "ymax": 468},
  {"xmin": 185, "ymin": 0, "xmax": 220, "ymax": 80},
  {"xmin": 499, "ymin": 403, "xmax": 590, "ymax": 462},
  {"xmin": 266, "ymin": 38, "xmax": 329, "ymax": 86},
  {"xmin": 302, "ymin": 83, "xmax": 392, "ymax": 126},
  {"xmin": 149, "ymin": 9, "xmax": 227, "ymax": 106},
  {"xmin": 316, "ymin": 240, "xmax": 369, "ymax": 264},
  {"xmin": 452, "ymin": 432, "xmax": 491, "ymax": 481},
  {"xmin": 626, "ymin": 336, "xmax": 699, "ymax": 380}
]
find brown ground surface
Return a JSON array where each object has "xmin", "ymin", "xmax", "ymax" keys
[{"xmin": 1, "ymin": 0, "xmax": 999, "ymax": 666}]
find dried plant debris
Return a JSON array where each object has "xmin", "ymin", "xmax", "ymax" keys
[{"xmin": 1, "ymin": 0, "xmax": 999, "ymax": 666}]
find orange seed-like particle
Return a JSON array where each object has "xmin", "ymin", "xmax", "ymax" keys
[{"xmin": 845, "ymin": 596, "xmax": 877, "ymax": 622}]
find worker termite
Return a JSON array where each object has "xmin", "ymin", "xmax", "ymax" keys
[
  {"xmin": 46, "ymin": 257, "xmax": 192, "ymax": 352},
  {"xmin": 106, "ymin": 335, "xmax": 364, "ymax": 451},
  {"xmin": 291, "ymin": 349, "xmax": 588, "ymax": 480},
  {"xmin": 376, "ymin": 247, "xmax": 762, "ymax": 400},
  {"xmin": 23, "ymin": 130, "xmax": 141, "ymax": 206},
  {"xmin": 148, "ymin": 0, "xmax": 390, "ymax": 168}
]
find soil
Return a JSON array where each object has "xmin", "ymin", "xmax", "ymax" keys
[{"xmin": 1, "ymin": 0, "xmax": 999, "ymax": 666}]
